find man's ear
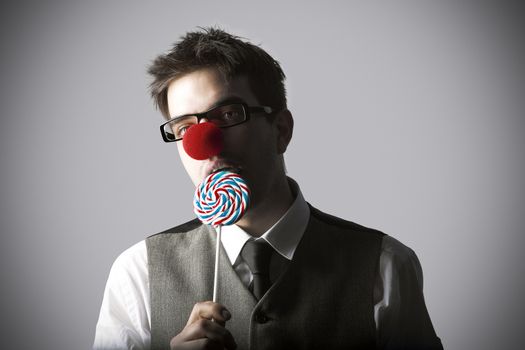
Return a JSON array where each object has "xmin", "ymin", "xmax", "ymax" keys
[{"xmin": 274, "ymin": 109, "xmax": 294, "ymax": 154}]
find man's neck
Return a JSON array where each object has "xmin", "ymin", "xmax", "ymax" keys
[{"xmin": 235, "ymin": 176, "xmax": 294, "ymax": 237}]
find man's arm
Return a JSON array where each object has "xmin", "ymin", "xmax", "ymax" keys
[
  {"xmin": 93, "ymin": 241, "xmax": 236, "ymax": 350},
  {"xmin": 93, "ymin": 241, "xmax": 151, "ymax": 350},
  {"xmin": 375, "ymin": 236, "xmax": 443, "ymax": 349}
]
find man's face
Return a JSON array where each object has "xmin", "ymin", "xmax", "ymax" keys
[{"xmin": 166, "ymin": 67, "xmax": 285, "ymax": 210}]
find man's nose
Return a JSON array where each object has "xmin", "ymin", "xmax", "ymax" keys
[{"xmin": 182, "ymin": 121, "xmax": 224, "ymax": 160}]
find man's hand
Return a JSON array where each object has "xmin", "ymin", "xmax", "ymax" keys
[{"xmin": 169, "ymin": 301, "xmax": 237, "ymax": 350}]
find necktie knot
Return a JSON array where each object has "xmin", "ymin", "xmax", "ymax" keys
[{"xmin": 240, "ymin": 239, "xmax": 273, "ymax": 274}]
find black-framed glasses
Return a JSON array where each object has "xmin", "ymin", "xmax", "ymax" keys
[{"xmin": 160, "ymin": 103, "xmax": 273, "ymax": 142}]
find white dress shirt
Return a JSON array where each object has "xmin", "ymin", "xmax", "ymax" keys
[{"xmin": 94, "ymin": 180, "xmax": 424, "ymax": 350}]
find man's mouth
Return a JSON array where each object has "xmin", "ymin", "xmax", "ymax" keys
[
  {"xmin": 211, "ymin": 165, "xmax": 242, "ymax": 175},
  {"xmin": 207, "ymin": 159, "xmax": 243, "ymax": 177}
]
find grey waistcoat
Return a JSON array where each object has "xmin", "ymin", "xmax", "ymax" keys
[{"xmin": 146, "ymin": 206, "xmax": 384, "ymax": 350}]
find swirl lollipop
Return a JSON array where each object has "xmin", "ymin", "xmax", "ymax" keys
[
  {"xmin": 194, "ymin": 170, "xmax": 250, "ymax": 226},
  {"xmin": 193, "ymin": 170, "xmax": 250, "ymax": 302}
]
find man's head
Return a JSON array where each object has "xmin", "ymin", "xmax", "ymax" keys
[
  {"xmin": 148, "ymin": 27, "xmax": 287, "ymax": 120},
  {"xmin": 148, "ymin": 28, "xmax": 293, "ymax": 213}
]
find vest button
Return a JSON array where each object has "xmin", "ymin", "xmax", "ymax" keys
[{"xmin": 255, "ymin": 313, "xmax": 269, "ymax": 324}]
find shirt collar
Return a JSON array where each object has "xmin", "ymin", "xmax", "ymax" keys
[{"xmin": 220, "ymin": 177, "xmax": 310, "ymax": 264}]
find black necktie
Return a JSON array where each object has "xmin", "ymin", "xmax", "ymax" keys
[{"xmin": 240, "ymin": 239, "xmax": 274, "ymax": 300}]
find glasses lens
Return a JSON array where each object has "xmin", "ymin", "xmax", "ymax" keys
[
  {"xmin": 163, "ymin": 115, "xmax": 198, "ymax": 141},
  {"xmin": 207, "ymin": 104, "xmax": 246, "ymax": 127}
]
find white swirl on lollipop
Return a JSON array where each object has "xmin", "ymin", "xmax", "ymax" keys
[{"xmin": 193, "ymin": 170, "xmax": 250, "ymax": 226}]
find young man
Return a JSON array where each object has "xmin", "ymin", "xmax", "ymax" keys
[{"xmin": 94, "ymin": 27, "xmax": 443, "ymax": 350}]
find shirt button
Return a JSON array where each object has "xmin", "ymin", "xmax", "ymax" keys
[{"xmin": 255, "ymin": 313, "xmax": 269, "ymax": 324}]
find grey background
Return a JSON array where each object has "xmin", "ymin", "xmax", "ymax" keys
[{"xmin": 1, "ymin": 1, "xmax": 524, "ymax": 349}]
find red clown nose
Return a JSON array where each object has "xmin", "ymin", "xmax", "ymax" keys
[{"xmin": 182, "ymin": 122, "xmax": 224, "ymax": 160}]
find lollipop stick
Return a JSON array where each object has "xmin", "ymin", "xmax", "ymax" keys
[{"xmin": 212, "ymin": 225, "xmax": 221, "ymax": 303}]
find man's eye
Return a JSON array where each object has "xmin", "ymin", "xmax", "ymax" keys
[
  {"xmin": 177, "ymin": 125, "xmax": 188, "ymax": 136},
  {"xmin": 171, "ymin": 123, "xmax": 193, "ymax": 138},
  {"xmin": 222, "ymin": 111, "xmax": 239, "ymax": 120},
  {"xmin": 207, "ymin": 104, "xmax": 244, "ymax": 126}
]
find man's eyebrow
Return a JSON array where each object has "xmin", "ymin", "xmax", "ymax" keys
[
  {"xmin": 170, "ymin": 96, "xmax": 247, "ymax": 119},
  {"xmin": 209, "ymin": 96, "xmax": 246, "ymax": 109}
]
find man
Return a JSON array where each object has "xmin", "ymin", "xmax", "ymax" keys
[{"xmin": 94, "ymin": 27, "xmax": 443, "ymax": 350}]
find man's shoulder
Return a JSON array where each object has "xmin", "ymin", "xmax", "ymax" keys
[
  {"xmin": 106, "ymin": 240, "xmax": 148, "ymax": 284},
  {"xmin": 308, "ymin": 205, "xmax": 386, "ymax": 238},
  {"xmin": 145, "ymin": 218, "xmax": 213, "ymax": 253},
  {"xmin": 147, "ymin": 218, "xmax": 203, "ymax": 239},
  {"xmin": 310, "ymin": 207, "xmax": 422, "ymax": 274}
]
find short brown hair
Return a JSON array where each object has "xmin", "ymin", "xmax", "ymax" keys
[{"xmin": 148, "ymin": 27, "xmax": 287, "ymax": 119}]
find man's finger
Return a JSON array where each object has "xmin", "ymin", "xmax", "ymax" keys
[
  {"xmin": 186, "ymin": 301, "xmax": 231, "ymax": 326},
  {"xmin": 171, "ymin": 338, "xmax": 225, "ymax": 350},
  {"xmin": 182, "ymin": 319, "xmax": 237, "ymax": 349}
]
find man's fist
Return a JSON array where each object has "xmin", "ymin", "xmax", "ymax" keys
[{"xmin": 169, "ymin": 301, "xmax": 237, "ymax": 350}]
